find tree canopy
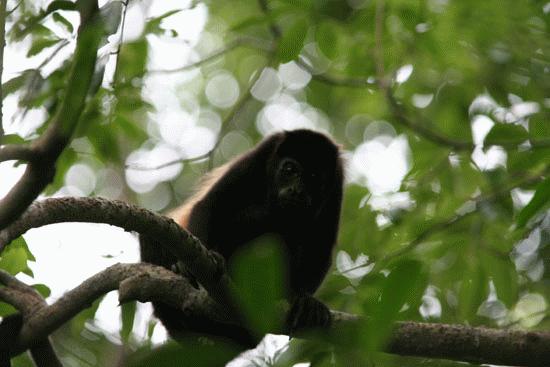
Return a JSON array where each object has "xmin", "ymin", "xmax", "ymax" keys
[{"xmin": 0, "ymin": 0, "xmax": 549, "ymax": 366}]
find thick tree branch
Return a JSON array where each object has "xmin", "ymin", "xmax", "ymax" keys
[
  {"xmin": 1, "ymin": 262, "xmax": 549, "ymax": 366},
  {"xmin": 0, "ymin": 197, "xmax": 234, "ymax": 308},
  {"xmin": 0, "ymin": 263, "xmax": 234, "ymax": 357},
  {"xmin": 0, "ymin": 2, "xmax": 102, "ymax": 230},
  {"xmin": 387, "ymin": 322, "xmax": 550, "ymax": 366},
  {"xmin": 2, "ymin": 197, "xmax": 550, "ymax": 366},
  {"xmin": 0, "ymin": 145, "xmax": 37, "ymax": 162},
  {"xmin": 0, "ymin": 270, "xmax": 62, "ymax": 367}
]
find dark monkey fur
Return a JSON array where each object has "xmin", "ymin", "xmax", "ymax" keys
[{"xmin": 140, "ymin": 129, "xmax": 344, "ymax": 345}]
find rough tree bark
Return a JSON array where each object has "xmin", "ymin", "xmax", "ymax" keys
[{"xmin": 0, "ymin": 197, "xmax": 549, "ymax": 366}]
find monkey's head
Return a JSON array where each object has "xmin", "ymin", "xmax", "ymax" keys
[{"xmin": 269, "ymin": 129, "xmax": 343, "ymax": 219}]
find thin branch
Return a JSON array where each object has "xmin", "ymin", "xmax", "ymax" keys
[
  {"xmin": 110, "ymin": 0, "xmax": 128, "ymax": 89},
  {"xmin": 301, "ymin": 59, "xmax": 550, "ymax": 151},
  {"xmin": 6, "ymin": 0, "xmax": 21, "ymax": 16},
  {"xmin": 299, "ymin": 52, "xmax": 475, "ymax": 150},
  {"xmin": 376, "ymin": 3, "xmax": 475, "ymax": 151},
  {"xmin": 374, "ymin": 0, "xmax": 387, "ymax": 89},
  {"xmin": 379, "ymin": 166, "xmax": 548, "ymax": 264},
  {"xmin": 207, "ymin": 56, "xmax": 273, "ymax": 168},
  {"xmin": 337, "ymin": 166, "xmax": 550, "ymax": 277},
  {"xmin": 148, "ymin": 37, "xmax": 273, "ymax": 75},
  {"xmin": 298, "ymin": 60, "xmax": 476, "ymax": 150},
  {"xmin": 0, "ymin": 5, "xmax": 101, "ymax": 230},
  {"xmin": 380, "ymin": 211, "xmax": 474, "ymax": 264},
  {"xmin": 0, "ymin": 144, "xmax": 36, "ymax": 162},
  {"xmin": 296, "ymin": 57, "xmax": 372, "ymax": 88},
  {"xmin": 125, "ymin": 150, "xmax": 211, "ymax": 171},
  {"xmin": 339, "ymin": 211, "xmax": 475, "ymax": 277},
  {"xmin": 129, "ymin": 54, "xmax": 273, "ymax": 171},
  {"xmin": 13, "ymin": 39, "xmax": 71, "ymax": 124},
  {"xmin": 385, "ymin": 90, "xmax": 476, "ymax": 151},
  {"xmin": 257, "ymin": 0, "xmax": 281, "ymax": 38}
]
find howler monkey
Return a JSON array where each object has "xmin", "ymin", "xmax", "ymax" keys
[{"xmin": 140, "ymin": 129, "xmax": 344, "ymax": 344}]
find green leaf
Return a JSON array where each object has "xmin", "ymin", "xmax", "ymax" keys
[
  {"xmin": 517, "ymin": 178, "xmax": 550, "ymax": 228},
  {"xmin": 529, "ymin": 115, "xmax": 550, "ymax": 139},
  {"xmin": 277, "ymin": 17, "xmax": 309, "ymax": 63},
  {"xmin": 0, "ymin": 303, "xmax": 17, "ymax": 317},
  {"xmin": 458, "ymin": 264, "xmax": 487, "ymax": 321},
  {"xmin": 1, "ymin": 71, "xmax": 34, "ymax": 99},
  {"xmin": 52, "ymin": 12, "xmax": 74, "ymax": 33},
  {"xmin": 378, "ymin": 260, "xmax": 423, "ymax": 320},
  {"xmin": 116, "ymin": 39, "xmax": 148, "ymax": 82},
  {"xmin": 145, "ymin": 9, "xmax": 184, "ymax": 35},
  {"xmin": 316, "ymin": 21, "xmax": 338, "ymax": 59},
  {"xmin": 100, "ymin": 1, "xmax": 123, "ymax": 36},
  {"xmin": 126, "ymin": 340, "xmax": 240, "ymax": 367},
  {"xmin": 482, "ymin": 255, "xmax": 517, "ymax": 307},
  {"xmin": 114, "ymin": 114, "xmax": 148, "ymax": 143},
  {"xmin": 1, "ymin": 134, "xmax": 26, "ymax": 144},
  {"xmin": 0, "ymin": 237, "xmax": 34, "ymax": 276},
  {"xmin": 484, "ymin": 123, "xmax": 528, "ymax": 147},
  {"xmin": 32, "ymin": 284, "xmax": 52, "ymax": 299},
  {"xmin": 27, "ymin": 37, "xmax": 61, "ymax": 57},
  {"xmin": 71, "ymin": 297, "xmax": 103, "ymax": 334},
  {"xmin": 44, "ymin": 147, "xmax": 77, "ymax": 195},
  {"xmin": 366, "ymin": 260, "xmax": 424, "ymax": 350},
  {"xmin": 230, "ymin": 15, "xmax": 269, "ymax": 32},
  {"xmin": 230, "ymin": 7, "xmax": 287, "ymax": 32},
  {"xmin": 230, "ymin": 235, "xmax": 285, "ymax": 336},
  {"xmin": 120, "ymin": 301, "xmax": 136, "ymax": 343},
  {"xmin": 46, "ymin": 0, "xmax": 77, "ymax": 13},
  {"xmin": 88, "ymin": 122, "xmax": 121, "ymax": 161}
]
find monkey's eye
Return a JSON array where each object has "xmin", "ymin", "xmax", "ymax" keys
[{"xmin": 281, "ymin": 160, "xmax": 299, "ymax": 175}]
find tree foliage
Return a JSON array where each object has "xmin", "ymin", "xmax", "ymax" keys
[{"xmin": 1, "ymin": 0, "xmax": 550, "ymax": 366}]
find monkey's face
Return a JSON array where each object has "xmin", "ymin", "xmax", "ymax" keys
[
  {"xmin": 270, "ymin": 129, "xmax": 340, "ymax": 219},
  {"xmin": 275, "ymin": 158, "xmax": 311, "ymax": 210},
  {"xmin": 273, "ymin": 156, "xmax": 329, "ymax": 217}
]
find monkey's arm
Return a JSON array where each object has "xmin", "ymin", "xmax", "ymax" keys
[{"xmin": 287, "ymin": 190, "xmax": 342, "ymax": 332}]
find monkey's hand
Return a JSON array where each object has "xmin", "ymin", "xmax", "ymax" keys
[
  {"xmin": 171, "ymin": 261, "xmax": 200, "ymax": 289},
  {"xmin": 170, "ymin": 250, "xmax": 226, "ymax": 289},
  {"xmin": 207, "ymin": 249, "xmax": 227, "ymax": 281},
  {"xmin": 286, "ymin": 294, "xmax": 332, "ymax": 335}
]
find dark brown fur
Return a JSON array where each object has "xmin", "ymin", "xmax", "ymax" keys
[{"xmin": 140, "ymin": 129, "xmax": 344, "ymax": 343}]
